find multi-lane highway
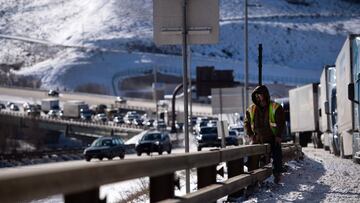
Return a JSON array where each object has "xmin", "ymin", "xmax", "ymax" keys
[{"xmin": 0, "ymin": 86, "xmax": 212, "ymax": 115}]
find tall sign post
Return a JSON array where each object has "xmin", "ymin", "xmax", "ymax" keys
[{"xmin": 153, "ymin": 0, "xmax": 219, "ymax": 193}]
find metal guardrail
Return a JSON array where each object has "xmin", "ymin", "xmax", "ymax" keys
[
  {"xmin": 0, "ymin": 110, "xmax": 145, "ymax": 133},
  {"xmin": 0, "ymin": 144, "xmax": 301, "ymax": 203}
]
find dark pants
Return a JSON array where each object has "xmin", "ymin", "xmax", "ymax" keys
[
  {"xmin": 271, "ymin": 141, "xmax": 283, "ymax": 175},
  {"xmin": 248, "ymin": 140, "xmax": 283, "ymax": 175}
]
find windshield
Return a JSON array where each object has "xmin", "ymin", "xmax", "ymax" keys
[
  {"xmin": 142, "ymin": 133, "xmax": 162, "ymax": 141},
  {"xmin": 200, "ymin": 127, "xmax": 217, "ymax": 134},
  {"xmin": 231, "ymin": 127, "xmax": 244, "ymax": 132},
  {"xmin": 229, "ymin": 131, "xmax": 237, "ymax": 136},
  {"xmin": 91, "ymin": 138, "xmax": 112, "ymax": 147}
]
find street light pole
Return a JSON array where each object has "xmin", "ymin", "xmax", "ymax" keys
[
  {"xmin": 182, "ymin": 0, "xmax": 190, "ymax": 194},
  {"xmin": 244, "ymin": 0, "xmax": 249, "ymax": 116}
]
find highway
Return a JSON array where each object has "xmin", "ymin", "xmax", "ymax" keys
[{"xmin": 0, "ymin": 86, "xmax": 212, "ymax": 115}]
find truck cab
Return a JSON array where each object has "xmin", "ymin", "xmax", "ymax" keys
[
  {"xmin": 336, "ymin": 34, "xmax": 360, "ymax": 161},
  {"xmin": 345, "ymin": 35, "xmax": 360, "ymax": 162},
  {"xmin": 319, "ymin": 65, "xmax": 336, "ymax": 151}
]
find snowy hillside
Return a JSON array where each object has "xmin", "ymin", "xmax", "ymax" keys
[{"xmin": 0, "ymin": 0, "xmax": 360, "ymax": 94}]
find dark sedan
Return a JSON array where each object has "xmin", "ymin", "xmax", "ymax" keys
[
  {"xmin": 84, "ymin": 136, "xmax": 126, "ymax": 161},
  {"xmin": 135, "ymin": 131, "xmax": 172, "ymax": 156}
]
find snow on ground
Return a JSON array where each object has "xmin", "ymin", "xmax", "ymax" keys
[{"xmin": 242, "ymin": 145, "xmax": 360, "ymax": 203}]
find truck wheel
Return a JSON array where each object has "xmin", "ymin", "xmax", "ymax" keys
[
  {"xmin": 339, "ymin": 136, "xmax": 345, "ymax": 158},
  {"xmin": 299, "ymin": 135, "xmax": 308, "ymax": 147},
  {"xmin": 197, "ymin": 146, "xmax": 202, "ymax": 151},
  {"xmin": 119, "ymin": 152, "xmax": 125, "ymax": 159}
]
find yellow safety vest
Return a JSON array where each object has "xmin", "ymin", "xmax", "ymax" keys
[{"xmin": 248, "ymin": 101, "xmax": 280, "ymax": 136}]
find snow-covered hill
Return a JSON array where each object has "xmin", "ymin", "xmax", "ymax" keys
[{"xmin": 0, "ymin": 0, "xmax": 360, "ymax": 94}]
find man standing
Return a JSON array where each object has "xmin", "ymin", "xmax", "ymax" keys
[{"xmin": 244, "ymin": 85, "xmax": 285, "ymax": 184}]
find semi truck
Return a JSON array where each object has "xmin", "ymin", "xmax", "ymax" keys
[
  {"xmin": 337, "ymin": 34, "xmax": 360, "ymax": 161},
  {"xmin": 274, "ymin": 97, "xmax": 292, "ymax": 142},
  {"xmin": 318, "ymin": 65, "xmax": 336, "ymax": 151},
  {"xmin": 289, "ymin": 83, "xmax": 322, "ymax": 147},
  {"xmin": 62, "ymin": 100, "xmax": 91, "ymax": 119},
  {"xmin": 41, "ymin": 98, "xmax": 59, "ymax": 113}
]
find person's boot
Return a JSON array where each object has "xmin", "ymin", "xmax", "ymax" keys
[{"xmin": 274, "ymin": 173, "xmax": 282, "ymax": 184}]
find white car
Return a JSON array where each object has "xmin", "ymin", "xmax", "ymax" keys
[
  {"xmin": 115, "ymin": 96, "xmax": 126, "ymax": 104},
  {"xmin": 47, "ymin": 109, "xmax": 59, "ymax": 118},
  {"xmin": 94, "ymin": 113, "xmax": 108, "ymax": 123}
]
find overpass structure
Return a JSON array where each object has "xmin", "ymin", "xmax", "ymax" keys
[
  {"xmin": 0, "ymin": 110, "xmax": 144, "ymax": 138},
  {"xmin": 0, "ymin": 86, "xmax": 212, "ymax": 138}
]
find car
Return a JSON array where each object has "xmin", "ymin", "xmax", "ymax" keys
[
  {"xmin": 23, "ymin": 102, "xmax": 32, "ymax": 110},
  {"xmin": 193, "ymin": 120, "xmax": 209, "ymax": 135},
  {"xmin": 26, "ymin": 107, "xmax": 40, "ymax": 117},
  {"xmin": 9, "ymin": 104, "xmax": 19, "ymax": 111},
  {"xmin": 83, "ymin": 136, "xmax": 126, "ymax": 161},
  {"xmin": 94, "ymin": 113, "xmax": 108, "ymax": 123},
  {"xmin": 226, "ymin": 130, "xmax": 240, "ymax": 146},
  {"xmin": 153, "ymin": 120, "xmax": 167, "ymax": 131},
  {"xmin": 196, "ymin": 126, "xmax": 220, "ymax": 151},
  {"xmin": 95, "ymin": 104, "xmax": 107, "ymax": 114},
  {"xmin": 0, "ymin": 103, "xmax": 5, "ymax": 110},
  {"xmin": 6, "ymin": 102, "xmax": 14, "ymax": 108},
  {"xmin": 47, "ymin": 109, "xmax": 59, "ymax": 118},
  {"xmin": 207, "ymin": 120, "xmax": 218, "ymax": 128},
  {"xmin": 123, "ymin": 113, "xmax": 139, "ymax": 125},
  {"xmin": 132, "ymin": 118, "xmax": 144, "ymax": 126},
  {"xmin": 80, "ymin": 108, "xmax": 93, "ymax": 121},
  {"xmin": 143, "ymin": 119, "xmax": 155, "ymax": 127},
  {"xmin": 135, "ymin": 131, "xmax": 172, "ymax": 156},
  {"xmin": 48, "ymin": 90, "xmax": 59, "ymax": 97},
  {"xmin": 113, "ymin": 116, "xmax": 124, "ymax": 124},
  {"xmin": 228, "ymin": 124, "xmax": 244, "ymax": 136},
  {"xmin": 115, "ymin": 96, "xmax": 127, "ymax": 104}
]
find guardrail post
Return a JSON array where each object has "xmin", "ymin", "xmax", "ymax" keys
[
  {"xmin": 227, "ymin": 158, "xmax": 245, "ymax": 199},
  {"xmin": 246, "ymin": 151, "xmax": 261, "ymax": 197},
  {"xmin": 150, "ymin": 173, "xmax": 174, "ymax": 202},
  {"xmin": 64, "ymin": 187, "xmax": 104, "ymax": 203},
  {"xmin": 197, "ymin": 165, "xmax": 217, "ymax": 189}
]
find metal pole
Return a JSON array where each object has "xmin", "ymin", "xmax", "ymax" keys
[
  {"xmin": 188, "ymin": 45, "xmax": 193, "ymax": 131},
  {"xmin": 244, "ymin": 0, "xmax": 249, "ymax": 112},
  {"xmin": 220, "ymin": 88, "xmax": 226, "ymax": 148},
  {"xmin": 153, "ymin": 66, "xmax": 159, "ymax": 125},
  {"xmin": 182, "ymin": 0, "xmax": 190, "ymax": 194},
  {"xmin": 258, "ymin": 44, "xmax": 262, "ymax": 86}
]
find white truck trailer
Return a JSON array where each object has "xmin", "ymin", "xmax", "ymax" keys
[
  {"xmin": 62, "ymin": 100, "xmax": 90, "ymax": 119},
  {"xmin": 289, "ymin": 83, "xmax": 322, "ymax": 147},
  {"xmin": 337, "ymin": 34, "xmax": 360, "ymax": 161},
  {"xmin": 41, "ymin": 98, "xmax": 59, "ymax": 113},
  {"xmin": 318, "ymin": 65, "xmax": 336, "ymax": 151}
]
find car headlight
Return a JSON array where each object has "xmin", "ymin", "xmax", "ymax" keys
[{"xmin": 155, "ymin": 141, "xmax": 160, "ymax": 145}]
